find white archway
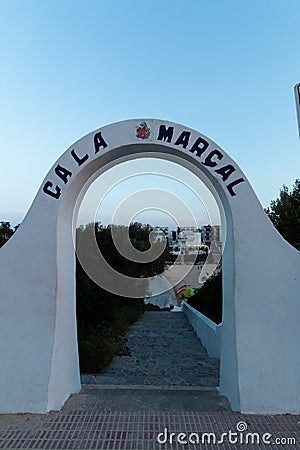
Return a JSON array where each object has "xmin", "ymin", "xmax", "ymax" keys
[{"xmin": 0, "ymin": 119, "xmax": 299, "ymax": 414}]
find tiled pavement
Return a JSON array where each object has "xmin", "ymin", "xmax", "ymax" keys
[
  {"xmin": 0, "ymin": 312, "xmax": 299, "ymax": 449},
  {"xmin": 0, "ymin": 411, "xmax": 299, "ymax": 449}
]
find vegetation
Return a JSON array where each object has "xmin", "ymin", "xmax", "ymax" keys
[
  {"xmin": 187, "ymin": 270, "xmax": 222, "ymax": 324},
  {"xmin": 76, "ymin": 262, "xmax": 149, "ymax": 373},
  {"xmin": 265, "ymin": 178, "xmax": 300, "ymax": 250},
  {"xmin": 76, "ymin": 222, "xmax": 172, "ymax": 373},
  {"xmin": 0, "ymin": 222, "xmax": 15, "ymax": 248}
]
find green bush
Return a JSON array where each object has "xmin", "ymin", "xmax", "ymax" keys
[
  {"xmin": 187, "ymin": 270, "xmax": 222, "ymax": 324},
  {"xmin": 265, "ymin": 179, "xmax": 300, "ymax": 250},
  {"xmin": 0, "ymin": 222, "xmax": 15, "ymax": 248}
]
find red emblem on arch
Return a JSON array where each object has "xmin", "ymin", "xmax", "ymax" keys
[{"xmin": 136, "ymin": 122, "xmax": 150, "ymax": 139}]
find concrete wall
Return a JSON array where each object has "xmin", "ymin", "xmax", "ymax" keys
[
  {"xmin": 183, "ymin": 302, "xmax": 222, "ymax": 358},
  {"xmin": 0, "ymin": 118, "xmax": 299, "ymax": 414}
]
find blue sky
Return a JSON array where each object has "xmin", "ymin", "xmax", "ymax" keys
[
  {"xmin": 77, "ymin": 158, "xmax": 221, "ymax": 228},
  {"xmin": 1, "ymin": 0, "xmax": 300, "ymax": 227}
]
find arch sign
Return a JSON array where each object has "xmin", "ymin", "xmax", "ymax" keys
[{"xmin": 0, "ymin": 119, "xmax": 299, "ymax": 414}]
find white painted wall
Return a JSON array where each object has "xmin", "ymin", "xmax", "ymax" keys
[
  {"xmin": 0, "ymin": 119, "xmax": 299, "ymax": 414},
  {"xmin": 183, "ymin": 302, "xmax": 222, "ymax": 358}
]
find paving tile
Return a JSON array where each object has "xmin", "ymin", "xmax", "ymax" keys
[{"xmin": 0, "ymin": 411, "xmax": 299, "ymax": 449}]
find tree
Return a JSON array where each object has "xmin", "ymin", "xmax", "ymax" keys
[
  {"xmin": 187, "ymin": 270, "xmax": 222, "ymax": 324},
  {"xmin": 0, "ymin": 222, "xmax": 14, "ymax": 248},
  {"xmin": 76, "ymin": 222, "xmax": 172, "ymax": 372},
  {"xmin": 265, "ymin": 179, "xmax": 300, "ymax": 250}
]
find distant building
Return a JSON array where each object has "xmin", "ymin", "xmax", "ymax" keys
[
  {"xmin": 150, "ymin": 225, "xmax": 221, "ymax": 258},
  {"xmin": 169, "ymin": 226, "xmax": 208, "ymax": 257},
  {"xmin": 150, "ymin": 226, "xmax": 169, "ymax": 243},
  {"xmin": 178, "ymin": 226, "xmax": 201, "ymax": 254},
  {"xmin": 201, "ymin": 225, "xmax": 212, "ymax": 246},
  {"xmin": 212, "ymin": 225, "xmax": 220, "ymax": 244},
  {"xmin": 201, "ymin": 225, "xmax": 221, "ymax": 246}
]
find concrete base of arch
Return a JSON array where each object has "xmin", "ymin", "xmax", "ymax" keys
[{"xmin": 0, "ymin": 119, "xmax": 299, "ymax": 414}]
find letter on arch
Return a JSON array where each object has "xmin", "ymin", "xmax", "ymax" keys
[
  {"xmin": 157, "ymin": 125, "xmax": 174, "ymax": 142},
  {"xmin": 202, "ymin": 149, "xmax": 223, "ymax": 167},
  {"xmin": 71, "ymin": 149, "xmax": 89, "ymax": 166},
  {"xmin": 215, "ymin": 164, "xmax": 236, "ymax": 181},
  {"xmin": 226, "ymin": 177, "xmax": 245, "ymax": 196},
  {"xmin": 174, "ymin": 131, "xmax": 191, "ymax": 149},
  {"xmin": 189, "ymin": 137, "xmax": 209, "ymax": 157},
  {"xmin": 94, "ymin": 132, "xmax": 108, "ymax": 153},
  {"xmin": 43, "ymin": 181, "xmax": 61, "ymax": 199},
  {"xmin": 55, "ymin": 165, "xmax": 72, "ymax": 184}
]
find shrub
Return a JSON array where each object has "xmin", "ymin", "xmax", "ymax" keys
[{"xmin": 187, "ymin": 270, "xmax": 222, "ymax": 324}]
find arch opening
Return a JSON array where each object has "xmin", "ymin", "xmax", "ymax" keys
[
  {"xmin": 73, "ymin": 152, "xmax": 226, "ymax": 296},
  {"xmin": 74, "ymin": 155, "xmax": 226, "ymax": 378}
]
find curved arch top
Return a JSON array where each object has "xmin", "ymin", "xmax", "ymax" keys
[
  {"xmin": 36, "ymin": 119, "xmax": 250, "ymax": 226},
  {"xmin": 0, "ymin": 118, "xmax": 299, "ymax": 414}
]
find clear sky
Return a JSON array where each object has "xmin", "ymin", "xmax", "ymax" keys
[
  {"xmin": 1, "ymin": 0, "xmax": 300, "ymax": 227},
  {"xmin": 77, "ymin": 158, "xmax": 221, "ymax": 228}
]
